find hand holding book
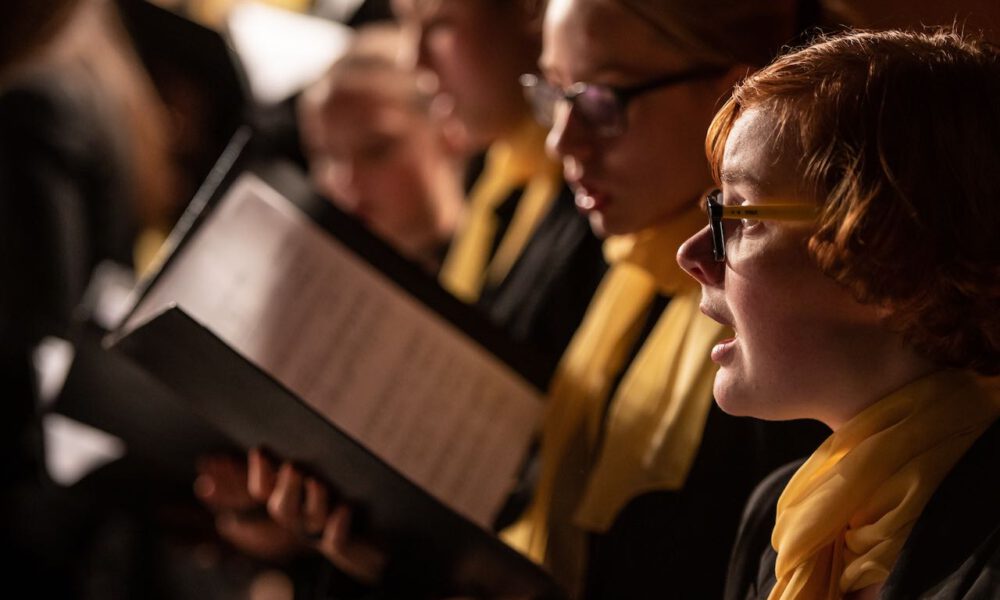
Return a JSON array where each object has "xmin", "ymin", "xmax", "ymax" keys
[
  {"xmin": 246, "ymin": 448, "xmax": 387, "ymax": 584},
  {"xmin": 195, "ymin": 449, "xmax": 386, "ymax": 584},
  {"xmin": 194, "ymin": 453, "xmax": 305, "ymax": 563}
]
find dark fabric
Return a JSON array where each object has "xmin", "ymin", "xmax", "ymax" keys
[
  {"xmin": 0, "ymin": 71, "xmax": 134, "ymax": 347},
  {"xmin": 0, "ymin": 68, "xmax": 140, "ymax": 597},
  {"xmin": 478, "ymin": 185, "xmax": 608, "ymax": 384},
  {"xmin": 481, "ymin": 186, "xmax": 607, "ymax": 533},
  {"xmin": 723, "ymin": 461, "xmax": 800, "ymax": 600},
  {"xmin": 584, "ymin": 410, "xmax": 826, "ymax": 600},
  {"xmin": 0, "ymin": 69, "xmax": 135, "ymax": 489},
  {"xmin": 724, "ymin": 418, "xmax": 1000, "ymax": 600},
  {"xmin": 486, "ymin": 184, "xmax": 525, "ymax": 264}
]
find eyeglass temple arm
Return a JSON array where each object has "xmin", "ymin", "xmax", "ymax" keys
[{"xmin": 719, "ymin": 204, "xmax": 819, "ymax": 221}]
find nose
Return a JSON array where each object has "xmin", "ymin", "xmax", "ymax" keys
[
  {"xmin": 396, "ymin": 22, "xmax": 423, "ymax": 71},
  {"xmin": 545, "ymin": 101, "xmax": 596, "ymax": 165},
  {"xmin": 677, "ymin": 225, "xmax": 725, "ymax": 287},
  {"xmin": 320, "ymin": 160, "xmax": 363, "ymax": 213}
]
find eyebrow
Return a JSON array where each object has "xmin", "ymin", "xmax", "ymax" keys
[
  {"xmin": 538, "ymin": 57, "xmax": 651, "ymax": 88},
  {"xmin": 719, "ymin": 167, "xmax": 772, "ymax": 194},
  {"xmin": 719, "ymin": 167, "xmax": 757, "ymax": 185}
]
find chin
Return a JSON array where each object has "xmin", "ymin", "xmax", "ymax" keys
[
  {"xmin": 712, "ymin": 371, "xmax": 759, "ymax": 419},
  {"xmin": 593, "ymin": 213, "xmax": 639, "ymax": 238},
  {"xmin": 713, "ymin": 392, "xmax": 754, "ymax": 418},
  {"xmin": 587, "ymin": 212, "xmax": 609, "ymax": 239}
]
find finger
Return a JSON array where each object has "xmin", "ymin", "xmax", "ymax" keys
[
  {"xmin": 302, "ymin": 477, "xmax": 329, "ymax": 538},
  {"xmin": 193, "ymin": 471, "xmax": 219, "ymax": 504},
  {"xmin": 325, "ymin": 503, "xmax": 352, "ymax": 550},
  {"xmin": 267, "ymin": 462, "xmax": 305, "ymax": 529},
  {"xmin": 215, "ymin": 511, "xmax": 304, "ymax": 563},
  {"xmin": 319, "ymin": 505, "xmax": 386, "ymax": 584},
  {"xmin": 196, "ymin": 456, "xmax": 255, "ymax": 509},
  {"xmin": 248, "ymin": 448, "xmax": 277, "ymax": 502}
]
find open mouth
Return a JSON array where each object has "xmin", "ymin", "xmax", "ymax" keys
[
  {"xmin": 711, "ymin": 335, "xmax": 738, "ymax": 363},
  {"xmin": 572, "ymin": 182, "xmax": 609, "ymax": 214}
]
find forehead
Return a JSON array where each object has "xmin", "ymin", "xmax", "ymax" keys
[
  {"xmin": 394, "ymin": 0, "xmax": 487, "ymax": 19},
  {"xmin": 541, "ymin": 0, "xmax": 688, "ymax": 82},
  {"xmin": 722, "ymin": 107, "xmax": 800, "ymax": 196}
]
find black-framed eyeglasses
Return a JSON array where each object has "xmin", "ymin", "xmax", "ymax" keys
[
  {"xmin": 519, "ymin": 66, "xmax": 728, "ymax": 137},
  {"xmin": 706, "ymin": 189, "xmax": 819, "ymax": 262}
]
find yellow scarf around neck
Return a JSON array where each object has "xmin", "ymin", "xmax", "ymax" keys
[
  {"xmin": 770, "ymin": 370, "xmax": 1000, "ymax": 600},
  {"xmin": 502, "ymin": 205, "xmax": 729, "ymax": 592},
  {"xmin": 438, "ymin": 119, "xmax": 560, "ymax": 302}
]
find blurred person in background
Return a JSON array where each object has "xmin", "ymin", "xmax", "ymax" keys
[
  {"xmin": 1, "ymin": 0, "xmax": 182, "ymax": 595},
  {"xmin": 298, "ymin": 23, "xmax": 464, "ymax": 272},
  {"xmin": 392, "ymin": 0, "xmax": 608, "ymax": 376}
]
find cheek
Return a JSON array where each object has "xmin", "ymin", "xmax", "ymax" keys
[
  {"xmin": 429, "ymin": 24, "xmax": 491, "ymax": 90},
  {"xmin": 425, "ymin": 31, "xmax": 461, "ymax": 84},
  {"xmin": 728, "ymin": 249, "xmax": 873, "ymax": 376},
  {"xmin": 372, "ymin": 162, "xmax": 428, "ymax": 215},
  {"xmin": 607, "ymin": 101, "xmax": 713, "ymax": 200}
]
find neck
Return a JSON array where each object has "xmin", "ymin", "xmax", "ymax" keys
[{"xmin": 820, "ymin": 336, "xmax": 938, "ymax": 431}]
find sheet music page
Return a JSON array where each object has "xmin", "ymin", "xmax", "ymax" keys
[{"xmin": 126, "ymin": 174, "xmax": 542, "ymax": 527}]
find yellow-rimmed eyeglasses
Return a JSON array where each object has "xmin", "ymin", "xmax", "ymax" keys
[{"xmin": 706, "ymin": 188, "xmax": 818, "ymax": 262}]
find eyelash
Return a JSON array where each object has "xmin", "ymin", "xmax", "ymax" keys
[{"xmin": 724, "ymin": 194, "xmax": 761, "ymax": 230}]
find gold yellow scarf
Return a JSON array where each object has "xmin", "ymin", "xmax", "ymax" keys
[
  {"xmin": 438, "ymin": 119, "xmax": 562, "ymax": 303},
  {"xmin": 770, "ymin": 370, "xmax": 1000, "ymax": 600},
  {"xmin": 502, "ymin": 205, "xmax": 730, "ymax": 594}
]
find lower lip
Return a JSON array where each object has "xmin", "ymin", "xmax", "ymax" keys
[
  {"xmin": 575, "ymin": 189, "xmax": 608, "ymax": 214},
  {"xmin": 711, "ymin": 337, "xmax": 738, "ymax": 364}
]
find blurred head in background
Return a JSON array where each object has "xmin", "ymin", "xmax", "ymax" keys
[
  {"xmin": 298, "ymin": 24, "xmax": 463, "ymax": 267},
  {"xmin": 538, "ymin": 0, "xmax": 798, "ymax": 237},
  {"xmin": 0, "ymin": 0, "xmax": 179, "ymax": 267},
  {"xmin": 0, "ymin": 0, "xmax": 83, "ymax": 76},
  {"xmin": 390, "ymin": 0, "xmax": 543, "ymax": 152}
]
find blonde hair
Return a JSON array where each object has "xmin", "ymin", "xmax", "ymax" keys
[
  {"xmin": 615, "ymin": 0, "xmax": 799, "ymax": 66},
  {"xmin": 303, "ymin": 24, "xmax": 432, "ymax": 119}
]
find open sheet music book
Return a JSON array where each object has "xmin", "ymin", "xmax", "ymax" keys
[{"xmin": 110, "ymin": 166, "xmax": 560, "ymax": 596}]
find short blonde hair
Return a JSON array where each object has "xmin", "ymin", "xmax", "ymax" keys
[
  {"xmin": 615, "ymin": 0, "xmax": 799, "ymax": 66},
  {"xmin": 707, "ymin": 29, "xmax": 1000, "ymax": 374},
  {"xmin": 302, "ymin": 24, "xmax": 431, "ymax": 119}
]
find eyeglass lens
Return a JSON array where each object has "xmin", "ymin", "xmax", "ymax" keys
[
  {"xmin": 523, "ymin": 77, "xmax": 626, "ymax": 136},
  {"xmin": 707, "ymin": 190, "xmax": 727, "ymax": 262}
]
